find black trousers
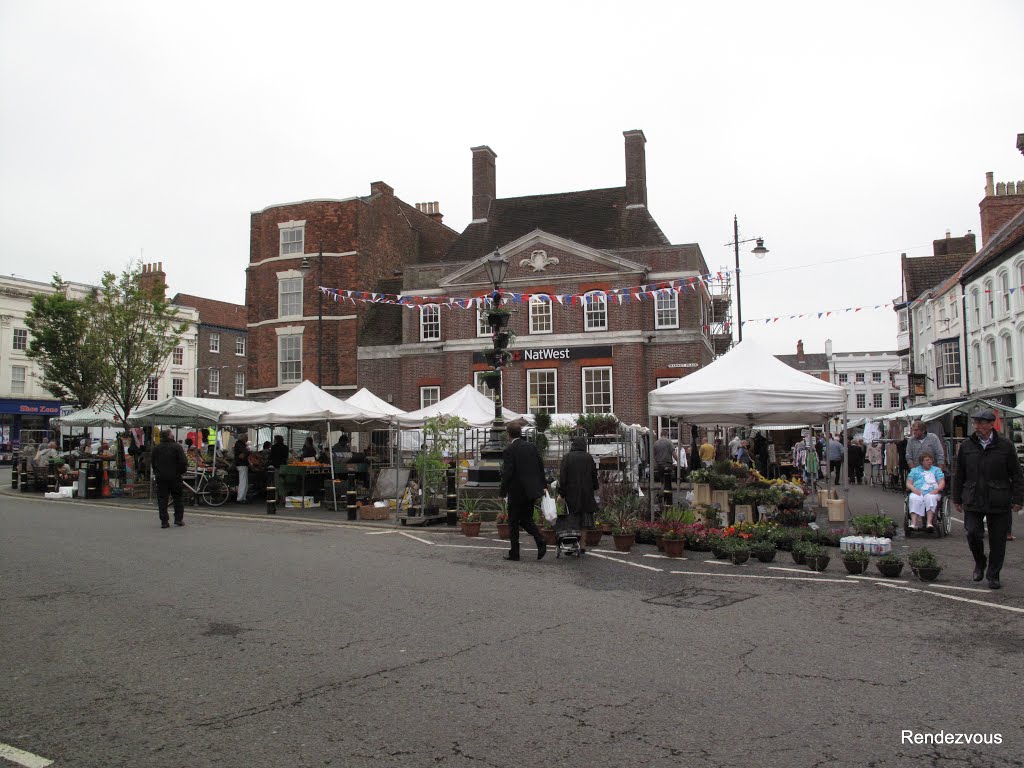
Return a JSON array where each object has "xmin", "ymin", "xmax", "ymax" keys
[
  {"xmin": 964, "ymin": 509, "xmax": 1010, "ymax": 577},
  {"xmin": 830, "ymin": 460, "xmax": 843, "ymax": 485},
  {"xmin": 508, "ymin": 497, "xmax": 543, "ymax": 557},
  {"xmin": 157, "ymin": 477, "xmax": 185, "ymax": 523}
]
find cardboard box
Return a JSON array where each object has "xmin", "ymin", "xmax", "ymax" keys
[
  {"xmin": 817, "ymin": 489, "xmax": 829, "ymax": 508},
  {"xmin": 285, "ymin": 496, "xmax": 319, "ymax": 509},
  {"xmin": 693, "ymin": 483, "xmax": 712, "ymax": 505},
  {"xmin": 358, "ymin": 502, "xmax": 390, "ymax": 521},
  {"xmin": 826, "ymin": 498, "xmax": 847, "ymax": 522},
  {"xmin": 734, "ymin": 504, "xmax": 754, "ymax": 523}
]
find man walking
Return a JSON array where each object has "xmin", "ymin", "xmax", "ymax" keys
[
  {"xmin": 827, "ymin": 434, "xmax": 845, "ymax": 486},
  {"xmin": 952, "ymin": 409, "xmax": 1024, "ymax": 589},
  {"xmin": 698, "ymin": 436, "xmax": 716, "ymax": 468},
  {"xmin": 499, "ymin": 422, "xmax": 548, "ymax": 561},
  {"xmin": 152, "ymin": 429, "xmax": 187, "ymax": 528}
]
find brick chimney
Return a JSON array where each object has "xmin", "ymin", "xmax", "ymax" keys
[
  {"xmin": 932, "ymin": 230, "xmax": 976, "ymax": 257},
  {"xmin": 370, "ymin": 181, "xmax": 394, "ymax": 197},
  {"xmin": 796, "ymin": 339, "xmax": 805, "ymax": 363},
  {"xmin": 139, "ymin": 262, "xmax": 167, "ymax": 298},
  {"xmin": 415, "ymin": 201, "xmax": 444, "ymax": 225},
  {"xmin": 980, "ymin": 170, "xmax": 1024, "ymax": 245},
  {"xmin": 624, "ymin": 129, "xmax": 648, "ymax": 208},
  {"xmin": 471, "ymin": 146, "xmax": 496, "ymax": 221}
]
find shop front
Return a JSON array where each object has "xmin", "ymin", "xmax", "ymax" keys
[{"xmin": 0, "ymin": 398, "xmax": 62, "ymax": 462}]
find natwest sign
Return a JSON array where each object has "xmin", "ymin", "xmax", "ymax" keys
[{"xmin": 473, "ymin": 345, "xmax": 613, "ymax": 364}]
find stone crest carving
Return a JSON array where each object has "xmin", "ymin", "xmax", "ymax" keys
[{"xmin": 519, "ymin": 249, "xmax": 559, "ymax": 272}]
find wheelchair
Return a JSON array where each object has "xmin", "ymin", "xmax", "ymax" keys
[{"xmin": 903, "ymin": 490, "xmax": 953, "ymax": 538}]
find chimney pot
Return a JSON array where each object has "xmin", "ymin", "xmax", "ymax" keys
[{"xmin": 986, "ymin": 171, "xmax": 995, "ymax": 196}]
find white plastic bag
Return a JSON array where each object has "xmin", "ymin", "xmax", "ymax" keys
[{"xmin": 541, "ymin": 491, "xmax": 557, "ymax": 523}]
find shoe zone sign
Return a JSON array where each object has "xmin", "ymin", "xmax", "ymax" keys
[{"xmin": 472, "ymin": 345, "xmax": 613, "ymax": 364}]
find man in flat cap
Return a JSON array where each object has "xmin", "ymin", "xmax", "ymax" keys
[{"xmin": 952, "ymin": 409, "xmax": 1024, "ymax": 589}]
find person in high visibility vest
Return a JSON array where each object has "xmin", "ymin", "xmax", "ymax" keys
[{"xmin": 205, "ymin": 427, "xmax": 216, "ymax": 460}]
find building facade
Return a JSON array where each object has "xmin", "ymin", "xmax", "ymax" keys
[
  {"xmin": 829, "ymin": 349, "xmax": 906, "ymax": 419},
  {"xmin": 357, "ymin": 131, "xmax": 717, "ymax": 429},
  {"xmin": 173, "ymin": 291, "xmax": 248, "ymax": 399},
  {"xmin": 245, "ymin": 185, "xmax": 458, "ymax": 400}
]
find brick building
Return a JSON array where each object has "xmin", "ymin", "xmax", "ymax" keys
[
  {"xmin": 357, "ymin": 130, "xmax": 717, "ymax": 429},
  {"xmin": 172, "ymin": 293, "xmax": 248, "ymax": 398},
  {"xmin": 245, "ymin": 185, "xmax": 458, "ymax": 399}
]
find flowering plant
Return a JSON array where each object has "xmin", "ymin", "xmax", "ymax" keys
[
  {"xmin": 635, "ymin": 520, "xmax": 660, "ymax": 544},
  {"xmin": 722, "ymin": 525, "xmax": 753, "ymax": 540},
  {"xmin": 458, "ymin": 509, "xmax": 481, "ymax": 523},
  {"xmin": 659, "ymin": 523, "xmax": 685, "ymax": 541}
]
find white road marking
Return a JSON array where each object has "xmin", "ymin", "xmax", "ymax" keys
[
  {"xmin": 874, "ymin": 582, "xmax": 1024, "ymax": 615},
  {"xmin": 643, "ymin": 553, "xmax": 688, "ymax": 561},
  {"xmin": 951, "ymin": 516, "xmax": 964, "ymax": 524},
  {"xmin": 0, "ymin": 742, "xmax": 54, "ymax": 768},
  {"xmin": 398, "ymin": 531, "xmax": 434, "ymax": 545},
  {"xmin": 768, "ymin": 566, "xmax": 823, "ymax": 575},
  {"xmin": 587, "ymin": 551, "xmax": 663, "ymax": 572},
  {"xmin": 929, "ymin": 583, "xmax": 991, "ymax": 594},
  {"xmin": 437, "ymin": 543, "xmax": 507, "ymax": 550},
  {"xmin": 669, "ymin": 570, "xmax": 855, "ymax": 584},
  {"xmin": 846, "ymin": 574, "xmax": 909, "ymax": 585},
  {"xmin": 706, "ymin": 559, "xmax": 731, "ymax": 565}
]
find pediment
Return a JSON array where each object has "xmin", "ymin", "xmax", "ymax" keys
[{"xmin": 438, "ymin": 230, "xmax": 649, "ymax": 289}]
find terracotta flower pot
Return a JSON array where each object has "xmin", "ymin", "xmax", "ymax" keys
[
  {"xmin": 584, "ymin": 529, "xmax": 603, "ymax": 547},
  {"xmin": 662, "ymin": 538, "xmax": 685, "ymax": 558},
  {"xmin": 612, "ymin": 533, "xmax": 635, "ymax": 552},
  {"xmin": 461, "ymin": 521, "xmax": 482, "ymax": 537},
  {"xmin": 656, "ymin": 536, "xmax": 666, "ymax": 551},
  {"xmin": 542, "ymin": 528, "xmax": 557, "ymax": 546},
  {"xmin": 496, "ymin": 523, "xmax": 511, "ymax": 539}
]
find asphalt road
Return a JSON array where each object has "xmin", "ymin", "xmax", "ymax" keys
[{"xmin": 2, "ymin": 489, "xmax": 1023, "ymax": 768}]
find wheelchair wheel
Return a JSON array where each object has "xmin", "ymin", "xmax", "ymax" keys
[
  {"xmin": 903, "ymin": 498, "xmax": 914, "ymax": 537},
  {"xmin": 939, "ymin": 496, "xmax": 953, "ymax": 537}
]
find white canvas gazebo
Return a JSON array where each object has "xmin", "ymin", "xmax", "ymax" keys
[{"xmin": 397, "ymin": 384, "xmax": 524, "ymax": 429}]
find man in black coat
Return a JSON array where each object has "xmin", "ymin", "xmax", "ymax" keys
[
  {"xmin": 953, "ymin": 409, "xmax": 1024, "ymax": 589},
  {"xmin": 558, "ymin": 436, "xmax": 599, "ymax": 553},
  {"xmin": 152, "ymin": 429, "xmax": 187, "ymax": 528},
  {"xmin": 499, "ymin": 422, "xmax": 548, "ymax": 561}
]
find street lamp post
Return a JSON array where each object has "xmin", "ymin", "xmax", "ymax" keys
[
  {"xmin": 482, "ymin": 250, "xmax": 510, "ymax": 447},
  {"xmin": 299, "ymin": 244, "xmax": 324, "ymax": 386},
  {"xmin": 729, "ymin": 218, "xmax": 770, "ymax": 348}
]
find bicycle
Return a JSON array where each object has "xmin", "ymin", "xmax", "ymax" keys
[{"xmin": 181, "ymin": 467, "xmax": 229, "ymax": 507}]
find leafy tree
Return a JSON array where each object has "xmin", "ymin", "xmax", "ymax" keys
[
  {"xmin": 90, "ymin": 263, "xmax": 188, "ymax": 427},
  {"xmin": 24, "ymin": 276, "xmax": 106, "ymax": 408}
]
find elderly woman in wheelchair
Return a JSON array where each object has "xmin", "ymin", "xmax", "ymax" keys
[{"xmin": 906, "ymin": 451, "xmax": 945, "ymax": 531}]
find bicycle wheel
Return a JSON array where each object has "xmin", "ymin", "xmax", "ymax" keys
[{"xmin": 201, "ymin": 477, "xmax": 230, "ymax": 507}]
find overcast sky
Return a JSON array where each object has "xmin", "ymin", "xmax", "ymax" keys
[{"xmin": 2, "ymin": 1, "xmax": 1023, "ymax": 355}]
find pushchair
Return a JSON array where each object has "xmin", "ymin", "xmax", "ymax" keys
[{"xmin": 554, "ymin": 514, "xmax": 582, "ymax": 558}]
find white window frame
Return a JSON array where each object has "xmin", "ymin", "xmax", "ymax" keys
[
  {"xmin": 476, "ymin": 304, "xmax": 491, "ymax": 337},
  {"xmin": 279, "ymin": 222, "xmax": 304, "ymax": 256},
  {"xmin": 583, "ymin": 291, "xmax": 607, "ymax": 332},
  {"xmin": 1000, "ymin": 271, "xmax": 1011, "ymax": 316},
  {"xmin": 890, "ymin": 393, "xmax": 901, "ymax": 409},
  {"xmin": 12, "ymin": 327, "xmax": 28, "ymax": 351},
  {"xmin": 972, "ymin": 341, "xmax": 983, "ymax": 387},
  {"xmin": 971, "ymin": 288, "xmax": 980, "ymax": 327},
  {"xmin": 654, "ymin": 290, "xmax": 679, "ymax": 329},
  {"xmin": 986, "ymin": 336, "xmax": 998, "ymax": 382},
  {"xmin": 950, "ymin": 293, "xmax": 958, "ymax": 319},
  {"xmin": 278, "ymin": 334, "xmax": 303, "ymax": 386},
  {"xmin": 420, "ymin": 386, "xmax": 440, "ymax": 409},
  {"xmin": 172, "ymin": 378, "xmax": 183, "ymax": 397},
  {"xmin": 526, "ymin": 369, "xmax": 557, "ymax": 415},
  {"xmin": 208, "ymin": 368, "xmax": 220, "ymax": 396},
  {"xmin": 656, "ymin": 378, "xmax": 680, "ymax": 439},
  {"xmin": 984, "ymin": 279, "xmax": 994, "ymax": 322},
  {"xmin": 872, "ymin": 392, "xmax": 883, "ymax": 409},
  {"xmin": 529, "ymin": 295, "xmax": 553, "ymax": 335},
  {"xmin": 235, "ymin": 337, "xmax": 246, "ymax": 356},
  {"xmin": 147, "ymin": 377, "xmax": 159, "ymax": 401},
  {"xmin": 856, "ymin": 393, "xmax": 866, "ymax": 409},
  {"xmin": 936, "ymin": 341, "xmax": 961, "ymax": 388},
  {"xmin": 855, "ymin": 372, "xmax": 865, "ymax": 383},
  {"xmin": 1002, "ymin": 333, "xmax": 1014, "ymax": 383},
  {"xmin": 872, "ymin": 371, "xmax": 882, "ymax": 383},
  {"xmin": 1018, "ymin": 262, "xmax": 1024, "ymax": 310},
  {"xmin": 581, "ymin": 366, "xmax": 613, "ymax": 414},
  {"xmin": 278, "ymin": 275, "xmax": 304, "ymax": 319},
  {"xmin": 474, "ymin": 370, "xmax": 501, "ymax": 403},
  {"xmin": 898, "ymin": 309, "xmax": 908, "ymax": 333},
  {"xmin": 420, "ymin": 304, "xmax": 441, "ymax": 341},
  {"xmin": 837, "ymin": 373, "xmax": 848, "ymax": 384},
  {"xmin": 235, "ymin": 371, "xmax": 246, "ymax": 397},
  {"xmin": 172, "ymin": 346, "xmax": 184, "ymax": 366},
  {"xmin": 11, "ymin": 365, "xmax": 26, "ymax": 394},
  {"xmin": 209, "ymin": 332, "xmax": 220, "ymax": 354}
]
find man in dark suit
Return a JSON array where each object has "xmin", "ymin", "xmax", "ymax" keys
[
  {"xmin": 152, "ymin": 429, "xmax": 187, "ymax": 528},
  {"xmin": 499, "ymin": 422, "xmax": 548, "ymax": 561}
]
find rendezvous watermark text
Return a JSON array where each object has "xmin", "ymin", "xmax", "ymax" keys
[{"xmin": 902, "ymin": 730, "xmax": 1002, "ymax": 745}]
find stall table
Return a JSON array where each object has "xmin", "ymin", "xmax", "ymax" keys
[{"xmin": 279, "ymin": 463, "xmax": 333, "ymax": 505}]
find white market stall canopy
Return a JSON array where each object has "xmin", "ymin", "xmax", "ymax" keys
[
  {"xmin": 344, "ymin": 388, "xmax": 406, "ymax": 416},
  {"xmin": 220, "ymin": 380, "xmax": 393, "ymax": 428},
  {"xmin": 131, "ymin": 396, "xmax": 260, "ymax": 427},
  {"xmin": 51, "ymin": 404, "xmax": 124, "ymax": 428},
  {"xmin": 649, "ymin": 339, "xmax": 849, "ymax": 426},
  {"xmin": 881, "ymin": 398, "xmax": 1024, "ymax": 423},
  {"xmin": 397, "ymin": 384, "xmax": 525, "ymax": 428}
]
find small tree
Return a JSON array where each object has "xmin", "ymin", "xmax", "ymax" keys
[{"xmin": 24, "ymin": 276, "xmax": 106, "ymax": 408}]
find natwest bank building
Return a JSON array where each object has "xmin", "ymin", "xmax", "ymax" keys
[{"xmin": 358, "ymin": 130, "xmax": 719, "ymax": 427}]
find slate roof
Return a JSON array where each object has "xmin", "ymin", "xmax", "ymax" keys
[
  {"xmin": 902, "ymin": 253, "xmax": 974, "ymax": 302},
  {"xmin": 438, "ymin": 187, "xmax": 670, "ymax": 264},
  {"xmin": 172, "ymin": 294, "xmax": 247, "ymax": 330},
  {"xmin": 775, "ymin": 353, "xmax": 830, "ymax": 372}
]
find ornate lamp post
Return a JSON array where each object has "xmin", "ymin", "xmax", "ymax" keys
[{"xmin": 726, "ymin": 216, "xmax": 768, "ymax": 344}]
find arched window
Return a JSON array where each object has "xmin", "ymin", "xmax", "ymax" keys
[
  {"xmin": 972, "ymin": 342, "xmax": 983, "ymax": 388},
  {"xmin": 971, "ymin": 288, "xmax": 981, "ymax": 327},
  {"xmin": 1003, "ymin": 333, "xmax": 1016, "ymax": 383},
  {"xmin": 583, "ymin": 291, "xmax": 607, "ymax": 331},
  {"xmin": 1017, "ymin": 262, "xmax": 1024, "ymax": 310},
  {"xmin": 1000, "ymin": 271, "xmax": 1011, "ymax": 316},
  {"xmin": 984, "ymin": 280, "xmax": 994, "ymax": 322},
  {"xmin": 986, "ymin": 337, "xmax": 998, "ymax": 383}
]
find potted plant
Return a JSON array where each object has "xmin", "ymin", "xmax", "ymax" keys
[
  {"xmin": 725, "ymin": 538, "xmax": 750, "ymax": 565},
  {"xmin": 481, "ymin": 370, "xmax": 502, "ymax": 391},
  {"xmin": 804, "ymin": 543, "xmax": 830, "ymax": 572},
  {"xmin": 850, "ymin": 514, "xmax": 897, "ymax": 539},
  {"xmin": 532, "ymin": 412, "xmax": 551, "ymax": 455},
  {"xmin": 494, "ymin": 499, "xmax": 510, "ymax": 539},
  {"xmin": 611, "ymin": 506, "xmax": 638, "ymax": 552},
  {"xmin": 492, "ymin": 329, "xmax": 516, "ymax": 350},
  {"xmin": 484, "ymin": 349, "xmax": 512, "ymax": 368},
  {"xmin": 660, "ymin": 523, "xmax": 686, "ymax": 558},
  {"xmin": 841, "ymin": 548, "xmax": 870, "ymax": 575},
  {"xmin": 791, "ymin": 539, "xmax": 811, "ymax": 565},
  {"xmin": 750, "ymin": 540, "xmax": 777, "ymax": 563},
  {"xmin": 908, "ymin": 547, "xmax": 942, "ymax": 582},
  {"xmin": 636, "ymin": 520, "xmax": 660, "ymax": 546},
  {"xmin": 709, "ymin": 533, "xmax": 730, "ymax": 560},
  {"xmin": 459, "ymin": 506, "xmax": 482, "ymax": 537},
  {"xmin": 876, "ymin": 553, "xmax": 905, "ymax": 578},
  {"xmin": 486, "ymin": 306, "xmax": 511, "ymax": 329}
]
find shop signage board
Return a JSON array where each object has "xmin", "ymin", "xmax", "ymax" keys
[
  {"xmin": 472, "ymin": 345, "xmax": 613, "ymax": 364},
  {"xmin": 0, "ymin": 399, "xmax": 61, "ymax": 416}
]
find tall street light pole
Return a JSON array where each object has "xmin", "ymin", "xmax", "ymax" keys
[{"xmin": 727, "ymin": 215, "xmax": 769, "ymax": 344}]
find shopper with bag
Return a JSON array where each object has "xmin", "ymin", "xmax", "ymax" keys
[
  {"xmin": 499, "ymin": 422, "xmax": 548, "ymax": 561},
  {"xmin": 558, "ymin": 436, "xmax": 598, "ymax": 554}
]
